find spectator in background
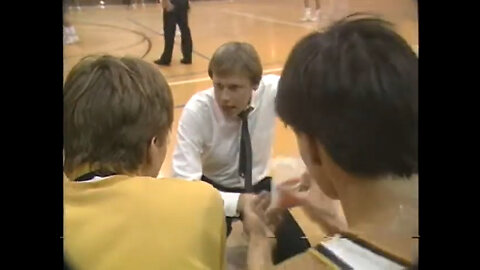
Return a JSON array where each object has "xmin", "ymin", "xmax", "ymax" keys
[{"xmin": 154, "ymin": 0, "xmax": 192, "ymax": 66}]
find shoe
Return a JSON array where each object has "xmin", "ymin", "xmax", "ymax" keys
[
  {"xmin": 154, "ymin": 59, "xmax": 170, "ymax": 66},
  {"xmin": 300, "ymin": 8, "xmax": 311, "ymax": 22},
  {"xmin": 310, "ymin": 9, "xmax": 321, "ymax": 21},
  {"xmin": 180, "ymin": 58, "xmax": 192, "ymax": 64},
  {"xmin": 300, "ymin": 15, "xmax": 310, "ymax": 22},
  {"xmin": 71, "ymin": 34, "xmax": 80, "ymax": 43},
  {"xmin": 65, "ymin": 35, "xmax": 78, "ymax": 45}
]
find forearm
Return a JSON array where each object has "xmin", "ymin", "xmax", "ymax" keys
[
  {"xmin": 247, "ymin": 235, "xmax": 275, "ymax": 270},
  {"xmin": 219, "ymin": 182, "xmax": 259, "ymax": 217}
]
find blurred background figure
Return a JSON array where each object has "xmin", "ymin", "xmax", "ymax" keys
[
  {"xmin": 303, "ymin": 0, "xmax": 350, "ymax": 26},
  {"xmin": 128, "ymin": 0, "xmax": 146, "ymax": 9},
  {"xmin": 154, "ymin": 0, "xmax": 192, "ymax": 66},
  {"xmin": 300, "ymin": 0, "xmax": 321, "ymax": 22},
  {"xmin": 63, "ymin": 0, "xmax": 79, "ymax": 45}
]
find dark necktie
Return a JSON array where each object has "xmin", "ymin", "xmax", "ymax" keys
[{"xmin": 238, "ymin": 107, "xmax": 253, "ymax": 192}]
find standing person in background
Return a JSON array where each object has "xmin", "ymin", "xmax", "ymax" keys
[
  {"xmin": 128, "ymin": 0, "xmax": 144, "ymax": 9},
  {"xmin": 154, "ymin": 0, "xmax": 192, "ymax": 66},
  {"xmin": 300, "ymin": 0, "xmax": 321, "ymax": 22},
  {"xmin": 63, "ymin": 0, "xmax": 79, "ymax": 45}
]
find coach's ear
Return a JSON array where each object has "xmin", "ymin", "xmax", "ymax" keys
[{"xmin": 253, "ymin": 83, "xmax": 259, "ymax": 91}]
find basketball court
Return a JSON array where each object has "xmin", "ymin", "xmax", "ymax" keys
[{"xmin": 63, "ymin": 0, "xmax": 418, "ymax": 268}]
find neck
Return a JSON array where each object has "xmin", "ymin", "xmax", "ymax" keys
[
  {"xmin": 337, "ymin": 173, "xmax": 418, "ymax": 261},
  {"xmin": 65, "ymin": 164, "xmax": 137, "ymax": 181},
  {"xmin": 65, "ymin": 164, "xmax": 96, "ymax": 181}
]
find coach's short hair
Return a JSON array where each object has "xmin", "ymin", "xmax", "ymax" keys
[{"xmin": 208, "ymin": 42, "xmax": 263, "ymax": 85}]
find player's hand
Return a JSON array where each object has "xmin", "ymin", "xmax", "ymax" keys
[
  {"xmin": 288, "ymin": 172, "xmax": 348, "ymax": 235},
  {"xmin": 242, "ymin": 192, "xmax": 278, "ymax": 237}
]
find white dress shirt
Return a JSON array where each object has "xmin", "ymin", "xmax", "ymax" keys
[{"xmin": 173, "ymin": 74, "xmax": 280, "ymax": 217}]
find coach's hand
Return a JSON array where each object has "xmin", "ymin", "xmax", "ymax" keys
[{"xmin": 242, "ymin": 192, "xmax": 285, "ymax": 237}]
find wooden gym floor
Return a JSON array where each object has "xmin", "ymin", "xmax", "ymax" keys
[{"xmin": 63, "ymin": 0, "xmax": 418, "ymax": 268}]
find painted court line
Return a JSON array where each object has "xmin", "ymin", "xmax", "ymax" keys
[{"xmin": 219, "ymin": 9, "xmax": 315, "ymax": 30}]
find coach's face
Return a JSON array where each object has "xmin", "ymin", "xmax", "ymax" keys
[{"xmin": 212, "ymin": 73, "xmax": 258, "ymax": 118}]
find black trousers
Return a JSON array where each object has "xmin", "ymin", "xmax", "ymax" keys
[
  {"xmin": 201, "ymin": 176, "xmax": 311, "ymax": 264},
  {"xmin": 159, "ymin": 6, "xmax": 192, "ymax": 63}
]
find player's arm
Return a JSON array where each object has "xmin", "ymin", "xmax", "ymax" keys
[{"xmin": 247, "ymin": 235, "xmax": 275, "ymax": 270}]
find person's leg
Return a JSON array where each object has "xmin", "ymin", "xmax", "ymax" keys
[
  {"xmin": 251, "ymin": 177, "xmax": 311, "ymax": 264},
  {"xmin": 176, "ymin": 6, "xmax": 192, "ymax": 63},
  {"xmin": 301, "ymin": 0, "xmax": 311, "ymax": 21},
  {"xmin": 252, "ymin": 177, "xmax": 272, "ymax": 193},
  {"xmin": 63, "ymin": 4, "xmax": 79, "ymax": 45},
  {"xmin": 312, "ymin": 0, "xmax": 321, "ymax": 21},
  {"xmin": 63, "ymin": 16, "xmax": 71, "ymax": 27},
  {"xmin": 129, "ymin": 0, "xmax": 137, "ymax": 9},
  {"xmin": 272, "ymin": 210, "xmax": 310, "ymax": 264},
  {"xmin": 156, "ymin": 9, "xmax": 176, "ymax": 65}
]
